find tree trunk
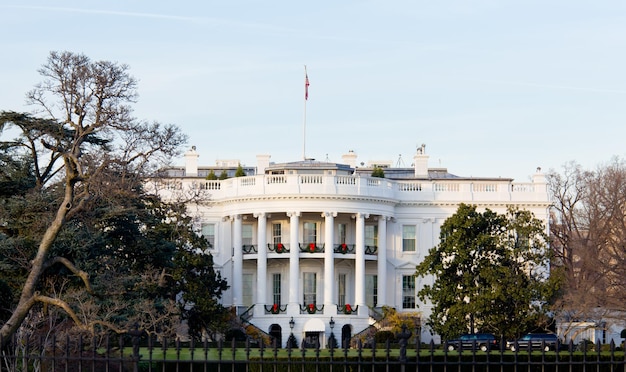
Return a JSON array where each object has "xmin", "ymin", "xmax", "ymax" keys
[{"xmin": 0, "ymin": 167, "xmax": 74, "ymax": 348}]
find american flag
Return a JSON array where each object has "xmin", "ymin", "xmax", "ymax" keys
[{"xmin": 305, "ymin": 73, "xmax": 310, "ymax": 100}]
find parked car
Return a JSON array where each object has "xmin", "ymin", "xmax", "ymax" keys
[
  {"xmin": 507, "ymin": 333, "xmax": 560, "ymax": 352},
  {"xmin": 446, "ymin": 333, "xmax": 499, "ymax": 351}
]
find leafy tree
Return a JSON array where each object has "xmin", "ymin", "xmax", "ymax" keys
[
  {"xmin": 171, "ymin": 224, "xmax": 230, "ymax": 341},
  {"xmin": 416, "ymin": 203, "xmax": 557, "ymax": 340},
  {"xmin": 0, "ymin": 51, "xmax": 226, "ymax": 346}
]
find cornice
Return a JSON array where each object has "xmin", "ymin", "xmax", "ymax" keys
[
  {"xmin": 203, "ymin": 195, "xmax": 551, "ymax": 210},
  {"xmin": 212, "ymin": 194, "xmax": 399, "ymax": 206},
  {"xmin": 397, "ymin": 201, "xmax": 553, "ymax": 208}
]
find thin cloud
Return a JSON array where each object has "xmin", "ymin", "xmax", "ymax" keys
[
  {"xmin": 5, "ymin": 5, "xmax": 202, "ymax": 22},
  {"xmin": 3, "ymin": 5, "xmax": 296, "ymax": 33},
  {"xmin": 468, "ymin": 78, "xmax": 626, "ymax": 95}
]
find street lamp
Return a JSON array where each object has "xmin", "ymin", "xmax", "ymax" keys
[
  {"xmin": 289, "ymin": 317, "xmax": 295, "ymax": 330},
  {"xmin": 328, "ymin": 317, "xmax": 337, "ymax": 350}
]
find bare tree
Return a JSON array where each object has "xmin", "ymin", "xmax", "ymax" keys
[
  {"xmin": 0, "ymin": 51, "xmax": 186, "ymax": 347},
  {"xmin": 549, "ymin": 158, "xmax": 626, "ymax": 340}
]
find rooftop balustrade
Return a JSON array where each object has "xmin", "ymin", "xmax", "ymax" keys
[
  {"xmin": 151, "ymin": 174, "xmax": 548, "ymax": 202},
  {"xmin": 153, "ymin": 174, "xmax": 549, "ymax": 204}
]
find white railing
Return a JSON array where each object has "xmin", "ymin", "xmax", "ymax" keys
[
  {"xmin": 472, "ymin": 183, "xmax": 498, "ymax": 192},
  {"xmin": 336, "ymin": 176, "xmax": 356, "ymax": 185},
  {"xmin": 433, "ymin": 183, "xmax": 460, "ymax": 192},
  {"xmin": 300, "ymin": 175, "xmax": 323, "ymax": 184},
  {"xmin": 398, "ymin": 182, "xmax": 422, "ymax": 191},
  {"xmin": 165, "ymin": 175, "xmax": 548, "ymax": 203}
]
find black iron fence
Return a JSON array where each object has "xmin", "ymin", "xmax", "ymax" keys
[{"xmin": 2, "ymin": 334, "xmax": 626, "ymax": 372}]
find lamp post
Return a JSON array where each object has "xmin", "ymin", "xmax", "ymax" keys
[
  {"xmin": 287, "ymin": 317, "xmax": 296, "ymax": 349},
  {"xmin": 328, "ymin": 317, "xmax": 336, "ymax": 350}
]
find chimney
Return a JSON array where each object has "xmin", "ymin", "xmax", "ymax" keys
[
  {"xmin": 342, "ymin": 150, "xmax": 358, "ymax": 168},
  {"xmin": 413, "ymin": 144, "xmax": 429, "ymax": 178},
  {"xmin": 256, "ymin": 154, "xmax": 271, "ymax": 175},
  {"xmin": 532, "ymin": 166, "xmax": 547, "ymax": 184},
  {"xmin": 184, "ymin": 146, "xmax": 199, "ymax": 177}
]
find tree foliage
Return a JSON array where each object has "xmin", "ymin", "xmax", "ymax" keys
[
  {"xmin": 206, "ymin": 170, "xmax": 217, "ymax": 180},
  {"xmin": 234, "ymin": 164, "xmax": 245, "ymax": 177},
  {"xmin": 0, "ymin": 51, "xmax": 227, "ymax": 346},
  {"xmin": 371, "ymin": 167, "xmax": 385, "ymax": 178},
  {"xmin": 415, "ymin": 204, "xmax": 557, "ymax": 340}
]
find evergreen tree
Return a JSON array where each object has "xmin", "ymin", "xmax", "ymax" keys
[
  {"xmin": 416, "ymin": 203, "xmax": 558, "ymax": 340},
  {"xmin": 0, "ymin": 51, "xmax": 227, "ymax": 346},
  {"xmin": 235, "ymin": 164, "xmax": 245, "ymax": 177},
  {"xmin": 206, "ymin": 170, "xmax": 217, "ymax": 180}
]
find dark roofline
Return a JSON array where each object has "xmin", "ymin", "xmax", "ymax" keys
[{"xmin": 266, "ymin": 160, "xmax": 354, "ymax": 172}]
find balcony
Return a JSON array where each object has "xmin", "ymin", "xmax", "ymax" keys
[
  {"xmin": 242, "ymin": 244, "xmax": 257, "ymax": 254},
  {"xmin": 300, "ymin": 303, "xmax": 324, "ymax": 315},
  {"xmin": 337, "ymin": 304, "xmax": 358, "ymax": 315},
  {"xmin": 268, "ymin": 243, "xmax": 289, "ymax": 253},
  {"xmin": 299, "ymin": 243, "xmax": 324, "ymax": 253},
  {"xmin": 334, "ymin": 243, "xmax": 354, "ymax": 254},
  {"xmin": 265, "ymin": 303, "xmax": 287, "ymax": 314},
  {"xmin": 242, "ymin": 242, "xmax": 378, "ymax": 256}
]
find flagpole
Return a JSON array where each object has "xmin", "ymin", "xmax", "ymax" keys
[{"xmin": 303, "ymin": 65, "xmax": 308, "ymax": 160}]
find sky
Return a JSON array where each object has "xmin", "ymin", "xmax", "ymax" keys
[{"xmin": 1, "ymin": 1, "xmax": 626, "ymax": 182}]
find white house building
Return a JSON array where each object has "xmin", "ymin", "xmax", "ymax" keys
[{"xmin": 153, "ymin": 145, "xmax": 551, "ymax": 347}]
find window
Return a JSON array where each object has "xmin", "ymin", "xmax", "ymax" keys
[
  {"xmin": 272, "ymin": 223, "xmax": 282, "ymax": 245},
  {"xmin": 272, "ymin": 273, "xmax": 281, "ymax": 305},
  {"xmin": 402, "ymin": 275, "xmax": 416, "ymax": 309},
  {"xmin": 365, "ymin": 225, "xmax": 378, "ymax": 247},
  {"xmin": 366, "ymin": 275, "xmax": 378, "ymax": 307},
  {"xmin": 402, "ymin": 225, "xmax": 416, "ymax": 252},
  {"xmin": 303, "ymin": 272, "xmax": 317, "ymax": 305},
  {"xmin": 303, "ymin": 222, "xmax": 317, "ymax": 244},
  {"xmin": 338, "ymin": 223, "xmax": 347, "ymax": 244},
  {"xmin": 201, "ymin": 223, "xmax": 215, "ymax": 248},
  {"xmin": 242, "ymin": 224, "xmax": 253, "ymax": 246},
  {"xmin": 242, "ymin": 274, "xmax": 254, "ymax": 306},
  {"xmin": 338, "ymin": 274, "xmax": 346, "ymax": 306}
]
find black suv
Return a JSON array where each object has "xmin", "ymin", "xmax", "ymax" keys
[
  {"xmin": 446, "ymin": 333, "xmax": 499, "ymax": 351},
  {"xmin": 507, "ymin": 333, "xmax": 559, "ymax": 352}
]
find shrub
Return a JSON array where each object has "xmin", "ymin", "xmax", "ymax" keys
[
  {"xmin": 286, "ymin": 334, "xmax": 298, "ymax": 349},
  {"xmin": 375, "ymin": 330, "xmax": 396, "ymax": 343},
  {"xmin": 225, "ymin": 328, "xmax": 247, "ymax": 342},
  {"xmin": 371, "ymin": 167, "xmax": 385, "ymax": 178}
]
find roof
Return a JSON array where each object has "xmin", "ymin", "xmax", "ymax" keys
[{"xmin": 265, "ymin": 160, "xmax": 354, "ymax": 173}]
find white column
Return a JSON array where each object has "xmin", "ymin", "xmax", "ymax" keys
[
  {"xmin": 233, "ymin": 214, "xmax": 243, "ymax": 307},
  {"xmin": 323, "ymin": 212, "xmax": 336, "ymax": 311},
  {"xmin": 288, "ymin": 212, "xmax": 300, "ymax": 311},
  {"xmin": 355, "ymin": 213, "xmax": 368, "ymax": 312},
  {"xmin": 377, "ymin": 216, "xmax": 388, "ymax": 307},
  {"xmin": 255, "ymin": 213, "xmax": 267, "ymax": 314}
]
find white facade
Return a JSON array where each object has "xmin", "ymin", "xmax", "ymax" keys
[{"xmin": 154, "ymin": 146, "xmax": 551, "ymax": 347}]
